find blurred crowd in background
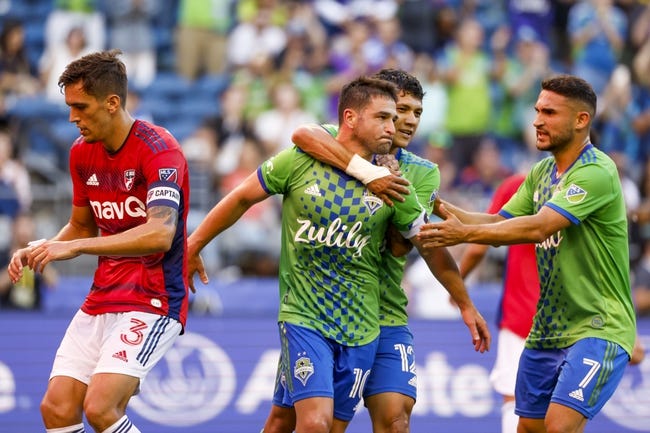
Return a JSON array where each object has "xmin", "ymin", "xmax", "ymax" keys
[{"xmin": 1, "ymin": 0, "xmax": 650, "ymax": 317}]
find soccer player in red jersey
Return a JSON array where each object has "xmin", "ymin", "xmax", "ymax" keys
[{"xmin": 7, "ymin": 50, "xmax": 190, "ymax": 433}]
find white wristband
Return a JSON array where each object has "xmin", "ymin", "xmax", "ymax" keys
[
  {"xmin": 28, "ymin": 238, "xmax": 46, "ymax": 247},
  {"xmin": 345, "ymin": 154, "xmax": 391, "ymax": 185}
]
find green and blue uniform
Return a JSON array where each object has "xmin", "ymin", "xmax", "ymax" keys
[
  {"xmin": 259, "ymin": 145, "xmax": 426, "ymax": 419},
  {"xmin": 500, "ymin": 144, "xmax": 636, "ymax": 418},
  {"xmin": 364, "ymin": 148, "xmax": 440, "ymax": 400}
]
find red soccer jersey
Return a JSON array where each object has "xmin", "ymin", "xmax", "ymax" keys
[
  {"xmin": 490, "ymin": 174, "xmax": 540, "ymax": 338},
  {"xmin": 69, "ymin": 120, "xmax": 190, "ymax": 327}
]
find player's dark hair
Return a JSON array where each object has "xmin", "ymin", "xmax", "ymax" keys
[
  {"xmin": 541, "ymin": 74, "xmax": 597, "ymax": 117},
  {"xmin": 338, "ymin": 76, "xmax": 398, "ymax": 124},
  {"xmin": 58, "ymin": 49, "xmax": 128, "ymax": 107},
  {"xmin": 373, "ymin": 68, "xmax": 424, "ymax": 101}
]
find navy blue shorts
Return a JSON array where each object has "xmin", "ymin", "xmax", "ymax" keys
[
  {"xmin": 363, "ymin": 325, "xmax": 417, "ymax": 401},
  {"xmin": 275, "ymin": 322, "xmax": 378, "ymax": 421},
  {"xmin": 515, "ymin": 337, "xmax": 629, "ymax": 419}
]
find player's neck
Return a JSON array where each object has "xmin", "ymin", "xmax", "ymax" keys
[
  {"xmin": 554, "ymin": 136, "xmax": 590, "ymax": 176},
  {"xmin": 103, "ymin": 114, "xmax": 136, "ymax": 153}
]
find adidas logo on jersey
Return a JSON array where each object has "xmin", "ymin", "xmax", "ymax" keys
[
  {"xmin": 304, "ymin": 184, "xmax": 321, "ymax": 197},
  {"xmin": 569, "ymin": 388, "xmax": 584, "ymax": 401},
  {"xmin": 112, "ymin": 350, "xmax": 128, "ymax": 363},
  {"xmin": 86, "ymin": 173, "xmax": 99, "ymax": 186}
]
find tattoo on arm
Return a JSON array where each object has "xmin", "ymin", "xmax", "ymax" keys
[{"xmin": 148, "ymin": 205, "xmax": 178, "ymax": 228}]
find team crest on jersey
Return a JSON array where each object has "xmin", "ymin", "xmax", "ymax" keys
[
  {"xmin": 428, "ymin": 189, "xmax": 439, "ymax": 208},
  {"xmin": 294, "ymin": 356, "xmax": 314, "ymax": 386},
  {"xmin": 565, "ymin": 184, "xmax": 587, "ymax": 204},
  {"xmin": 363, "ymin": 190, "xmax": 383, "ymax": 215},
  {"xmin": 124, "ymin": 169, "xmax": 136, "ymax": 190},
  {"xmin": 159, "ymin": 168, "xmax": 177, "ymax": 183}
]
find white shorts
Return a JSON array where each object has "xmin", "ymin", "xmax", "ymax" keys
[
  {"xmin": 50, "ymin": 310, "xmax": 182, "ymax": 387},
  {"xmin": 489, "ymin": 328, "xmax": 526, "ymax": 397}
]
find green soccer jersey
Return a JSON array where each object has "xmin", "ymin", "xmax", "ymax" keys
[
  {"xmin": 378, "ymin": 149, "xmax": 440, "ymax": 326},
  {"xmin": 501, "ymin": 144, "xmax": 636, "ymax": 355},
  {"xmin": 259, "ymin": 147, "xmax": 426, "ymax": 346}
]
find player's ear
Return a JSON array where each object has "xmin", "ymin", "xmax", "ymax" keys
[{"xmin": 105, "ymin": 94, "xmax": 121, "ymax": 114}]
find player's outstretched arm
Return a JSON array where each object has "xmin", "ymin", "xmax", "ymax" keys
[
  {"xmin": 292, "ymin": 124, "xmax": 410, "ymax": 206},
  {"xmin": 187, "ymin": 171, "xmax": 271, "ymax": 291},
  {"xmin": 418, "ymin": 203, "xmax": 570, "ymax": 248}
]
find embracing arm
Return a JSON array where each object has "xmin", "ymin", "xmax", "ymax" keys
[{"xmin": 292, "ymin": 124, "xmax": 409, "ymax": 205}]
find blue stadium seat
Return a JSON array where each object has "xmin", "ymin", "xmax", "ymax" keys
[
  {"xmin": 191, "ymin": 74, "xmax": 232, "ymax": 99},
  {"xmin": 143, "ymin": 71, "xmax": 192, "ymax": 101}
]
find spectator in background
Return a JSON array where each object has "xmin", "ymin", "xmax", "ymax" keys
[
  {"xmin": 631, "ymin": 2, "xmax": 650, "ymax": 165},
  {"xmin": 104, "ymin": 0, "xmax": 159, "ymax": 89},
  {"xmin": 594, "ymin": 64, "xmax": 640, "ymax": 167},
  {"xmin": 276, "ymin": 2, "xmax": 331, "ymax": 122},
  {"xmin": 0, "ymin": 128, "xmax": 21, "ymax": 265},
  {"xmin": 411, "ymin": 52, "xmax": 447, "ymax": 144},
  {"xmin": 215, "ymin": 136, "xmax": 281, "ymax": 276},
  {"xmin": 226, "ymin": 4, "xmax": 287, "ymax": 72},
  {"xmin": 39, "ymin": 26, "xmax": 92, "ymax": 105},
  {"xmin": 44, "ymin": 0, "xmax": 106, "ymax": 53},
  {"xmin": 253, "ymin": 80, "xmax": 318, "ymax": 156},
  {"xmin": 210, "ymin": 84, "xmax": 257, "ymax": 177},
  {"xmin": 634, "ymin": 158, "xmax": 650, "ymax": 243},
  {"xmin": 0, "ymin": 128, "xmax": 31, "ymax": 213},
  {"xmin": 363, "ymin": 16, "xmax": 414, "ymax": 72},
  {"xmin": 454, "ymin": 137, "xmax": 512, "ymax": 211},
  {"xmin": 505, "ymin": 0, "xmax": 554, "ymax": 49},
  {"xmin": 0, "ymin": 212, "xmax": 57, "ymax": 310},
  {"xmin": 395, "ymin": 0, "xmax": 438, "ymax": 55},
  {"xmin": 491, "ymin": 25, "xmax": 552, "ymax": 168},
  {"xmin": 608, "ymin": 149, "xmax": 642, "ymax": 264},
  {"xmin": 439, "ymin": 17, "xmax": 494, "ymax": 177},
  {"xmin": 633, "ymin": 239, "xmax": 650, "ymax": 316},
  {"xmin": 0, "ymin": 19, "xmax": 41, "ymax": 105},
  {"xmin": 174, "ymin": 0, "xmax": 233, "ymax": 80},
  {"xmin": 567, "ymin": 0, "xmax": 627, "ymax": 96}
]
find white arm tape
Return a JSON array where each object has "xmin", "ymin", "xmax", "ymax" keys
[
  {"xmin": 28, "ymin": 238, "xmax": 46, "ymax": 247},
  {"xmin": 345, "ymin": 154, "xmax": 391, "ymax": 185}
]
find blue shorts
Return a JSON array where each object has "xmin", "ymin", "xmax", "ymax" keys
[
  {"xmin": 363, "ymin": 325, "xmax": 417, "ymax": 401},
  {"xmin": 276, "ymin": 322, "xmax": 379, "ymax": 421},
  {"xmin": 515, "ymin": 337, "xmax": 629, "ymax": 420}
]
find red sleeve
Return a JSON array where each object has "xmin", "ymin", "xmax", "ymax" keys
[{"xmin": 486, "ymin": 174, "xmax": 526, "ymax": 214}]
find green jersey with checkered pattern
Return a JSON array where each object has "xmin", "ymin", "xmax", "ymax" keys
[
  {"xmin": 500, "ymin": 144, "xmax": 636, "ymax": 355},
  {"xmin": 259, "ymin": 146, "xmax": 427, "ymax": 346},
  {"xmin": 379, "ymin": 148, "xmax": 440, "ymax": 326}
]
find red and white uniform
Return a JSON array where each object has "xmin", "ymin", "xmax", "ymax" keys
[
  {"xmin": 490, "ymin": 174, "xmax": 539, "ymax": 338},
  {"xmin": 69, "ymin": 120, "xmax": 190, "ymax": 327}
]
